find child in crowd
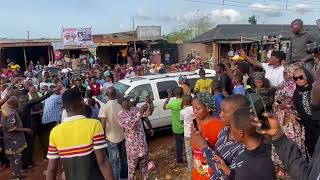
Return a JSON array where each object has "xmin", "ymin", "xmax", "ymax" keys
[
  {"xmin": 232, "ymin": 75, "xmax": 245, "ymax": 95},
  {"xmin": 180, "ymin": 95, "xmax": 195, "ymax": 171},
  {"xmin": 1, "ymin": 96, "xmax": 32, "ymax": 179},
  {"xmin": 212, "ymin": 80, "xmax": 224, "ymax": 117},
  {"xmin": 215, "ymin": 107, "xmax": 276, "ymax": 179},
  {"xmin": 163, "ymin": 87, "xmax": 184, "ymax": 165}
]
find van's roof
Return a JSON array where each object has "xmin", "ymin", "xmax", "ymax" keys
[{"xmin": 118, "ymin": 69, "xmax": 216, "ymax": 85}]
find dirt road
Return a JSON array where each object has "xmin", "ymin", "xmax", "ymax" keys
[{"xmin": 0, "ymin": 129, "xmax": 190, "ymax": 180}]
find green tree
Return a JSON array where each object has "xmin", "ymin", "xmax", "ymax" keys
[
  {"xmin": 164, "ymin": 28, "xmax": 193, "ymax": 44},
  {"xmin": 248, "ymin": 15, "xmax": 257, "ymax": 25},
  {"xmin": 184, "ymin": 10, "xmax": 212, "ymax": 37}
]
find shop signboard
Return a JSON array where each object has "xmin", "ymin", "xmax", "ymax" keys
[
  {"xmin": 62, "ymin": 28, "xmax": 93, "ymax": 47},
  {"xmin": 136, "ymin": 26, "xmax": 161, "ymax": 41}
]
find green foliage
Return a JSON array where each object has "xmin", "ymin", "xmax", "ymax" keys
[
  {"xmin": 164, "ymin": 29, "xmax": 193, "ymax": 44},
  {"xmin": 248, "ymin": 15, "xmax": 257, "ymax": 25}
]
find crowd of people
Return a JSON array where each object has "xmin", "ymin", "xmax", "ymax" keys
[{"xmin": 0, "ymin": 18, "xmax": 319, "ymax": 180}]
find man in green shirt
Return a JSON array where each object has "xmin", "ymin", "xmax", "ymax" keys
[{"xmin": 163, "ymin": 87, "xmax": 184, "ymax": 164}]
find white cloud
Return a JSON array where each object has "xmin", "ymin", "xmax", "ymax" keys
[
  {"xmin": 249, "ymin": 3, "xmax": 282, "ymax": 17},
  {"xmin": 289, "ymin": 3, "xmax": 312, "ymax": 14},
  {"xmin": 210, "ymin": 9, "xmax": 241, "ymax": 23},
  {"xmin": 179, "ymin": 8, "xmax": 242, "ymax": 25}
]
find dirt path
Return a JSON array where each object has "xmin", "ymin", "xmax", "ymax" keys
[{"xmin": 0, "ymin": 129, "xmax": 190, "ymax": 180}]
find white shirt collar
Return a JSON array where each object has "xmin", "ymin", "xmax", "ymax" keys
[{"xmin": 63, "ymin": 115, "xmax": 86, "ymax": 122}]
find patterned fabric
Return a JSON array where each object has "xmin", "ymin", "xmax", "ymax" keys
[
  {"xmin": 42, "ymin": 94, "xmax": 62, "ymax": 124},
  {"xmin": 118, "ymin": 106, "xmax": 148, "ymax": 180},
  {"xmin": 202, "ymin": 127, "xmax": 245, "ymax": 180},
  {"xmin": 196, "ymin": 91, "xmax": 216, "ymax": 113},
  {"xmin": 141, "ymin": 101, "xmax": 154, "ymax": 118},
  {"xmin": 271, "ymin": 67, "xmax": 306, "ymax": 170},
  {"xmin": 1, "ymin": 112, "xmax": 27, "ymax": 155}
]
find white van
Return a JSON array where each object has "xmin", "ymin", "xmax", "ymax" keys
[{"xmin": 103, "ymin": 69, "xmax": 216, "ymax": 129}]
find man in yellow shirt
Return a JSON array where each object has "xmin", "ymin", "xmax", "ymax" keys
[{"xmin": 194, "ymin": 69, "xmax": 213, "ymax": 94}]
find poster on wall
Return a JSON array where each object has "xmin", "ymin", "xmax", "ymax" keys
[{"xmin": 62, "ymin": 28, "xmax": 93, "ymax": 47}]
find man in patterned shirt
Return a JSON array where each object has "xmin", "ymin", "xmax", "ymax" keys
[{"xmin": 46, "ymin": 88, "xmax": 113, "ymax": 180}]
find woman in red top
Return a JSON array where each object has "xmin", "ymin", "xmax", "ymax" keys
[
  {"xmin": 191, "ymin": 92, "xmax": 224, "ymax": 180},
  {"xmin": 88, "ymin": 76, "xmax": 101, "ymax": 96}
]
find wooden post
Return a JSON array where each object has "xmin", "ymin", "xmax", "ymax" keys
[
  {"xmin": 48, "ymin": 46, "xmax": 51, "ymax": 63},
  {"xmin": 23, "ymin": 47, "xmax": 27, "ymax": 69}
]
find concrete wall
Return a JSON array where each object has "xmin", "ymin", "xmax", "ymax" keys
[{"xmin": 178, "ymin": 43, "xmax": 207, "ymax": 62}]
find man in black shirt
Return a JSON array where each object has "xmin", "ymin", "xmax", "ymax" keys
[
  {"xmin": 215, "ymin": 107, "xmax": 276, "ymax": 180},
  {"xmin": 215, "ymin": 63, "xmax": 232, "ymax": 95},
  {"xmin": 18, "ymin": 88, "xmax": 54, "ymax": 170}
]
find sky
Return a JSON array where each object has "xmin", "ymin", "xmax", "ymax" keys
[{"xmin": 0, "ymin": 0, "xmax": 320, "ymax": 39}]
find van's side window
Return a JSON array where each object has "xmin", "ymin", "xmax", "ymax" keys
[
  {"xmin": 157, "ymin": 81, "xmax": 179, "ymax": 99},
  {"xmin": 128, "ymin": 84, "xmax": 153, "ymax": 103}
]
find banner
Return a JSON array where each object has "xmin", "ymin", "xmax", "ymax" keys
[
  {"xmin": 62, "ymin": 28, "xmax": 93, "ymax": 47},
  {"xmin": 136, "ymin": 26, "xmax": 161, "ymax": 41}
]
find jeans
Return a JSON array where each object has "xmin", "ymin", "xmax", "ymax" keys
[
  {"xmin": 106, "ymin": 140, "xmax": 128, "ymax": 180},
  {"xmin": 184, "ymin": 137, "xmax": 193, "ymax": 170},
  {"xmin": 305, "ymin": 60, "xmax": 314, "ymax": 74},
  {"xmin": 174, "ymin": 133, "xmax": 184, "ymax": 163}
]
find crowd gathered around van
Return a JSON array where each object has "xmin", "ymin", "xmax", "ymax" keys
[{"xmin": 0, "ymin": 18, "xmax": 320, "ymax": 180}]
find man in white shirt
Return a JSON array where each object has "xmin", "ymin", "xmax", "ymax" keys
[
  {"xmin": 98, "ymin": 87, "xmax": 127, "ymax": 180},
  {"xmin": 245, "ymin": 50, "xmax": 285, "ymax": 87}
]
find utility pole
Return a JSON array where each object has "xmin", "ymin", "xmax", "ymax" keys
[
  {"xmin": 27, "ymin": 30, "xmax": 30, "ymax": 40},
  {"xmin": 132, "ymin": 17, "xmax": 137, "ymax": 53}
]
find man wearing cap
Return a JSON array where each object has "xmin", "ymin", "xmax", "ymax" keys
[{"xmin": 287, "ymin": 19, "xmax": 318, "ymax": 73}]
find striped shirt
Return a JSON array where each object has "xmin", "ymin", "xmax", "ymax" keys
[
  {"xmin": 202, "ymin": 127, "xmax": 245, "ymax": 180},
  {"xmin": 47, "ymin": 115, "xmax": 107, "ymax": 180},
  {"xmin": 42, "ymin": 94, "xmax": 62, "ymax": 124}
]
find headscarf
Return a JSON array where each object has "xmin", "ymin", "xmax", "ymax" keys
[
  {"xmin": 196, "ymin": 91, "xmax": 216, "ymax": 113},
  {"xmin": 284, "ymin": 62, "xmax": 305, "ymax": 79}
]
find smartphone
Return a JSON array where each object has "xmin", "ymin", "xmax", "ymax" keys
[
  {"xmin": 193, "ymin": 119, "xmax": 199, "ymax": 131},
  {"xmin": 317, "ymin": 19, "xmax": 320, "ymax": 30},
  {"xmin": 248, "ymin": 93, "xmax": 269, "ymax": 130}
]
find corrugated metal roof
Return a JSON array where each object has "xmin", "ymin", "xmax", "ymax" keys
[{"xmin": 190, "ymin": 24, "xmax": 320, "ymax": 43}]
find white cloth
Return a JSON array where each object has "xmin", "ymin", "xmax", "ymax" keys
[
  {"xmin": 180, "ymin": 106, "xmax": 195, "ymax": 138},
  {"xmin": 125, "ymin": 71, "xmax": 136, "ymax": 78},
  {"xmin": 261, "ymin": 63, "xmax": 285, "ymax": 87},
  {"xmin": 61, "ymin": 109, "xmax": 68, "ymax": 122},
  {"xmin": 61, "ymin": 68, "xmax": 72, "ymax": 73},
  {"xmin": 102, "ymin": 81, "xmax": 114, "ymax": 90}
]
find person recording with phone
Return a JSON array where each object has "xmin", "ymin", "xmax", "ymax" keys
[
  {"xmin": 215, "ymin": 107, "xmax": 276, "ymax": 180},
  {"xmin": 287, "ymin": 19, "xmax": 318, "ymax": 74},
  {"xmin": 190, "ymin": 92, "xmax": 224, "ymax": 179},
  {"xmin": 190, "ymin": 95, "xmax": 249, "ymax": 179},
  {"xmin": 254, "ymin": 112, "xmax": 320, "ymax": 180}
]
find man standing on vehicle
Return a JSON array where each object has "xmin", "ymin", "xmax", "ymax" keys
[{"xmin": 286, "ymin": 19, "xmax": 317, "ymax": 73}]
